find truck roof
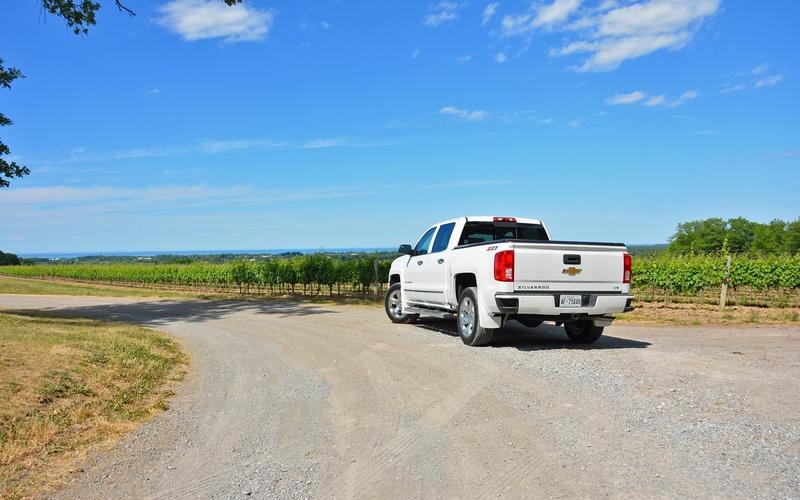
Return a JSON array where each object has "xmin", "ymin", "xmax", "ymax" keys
[
  {"xmin": 426, "ymin": 216, "xmax": 543, "ymax": 228},
  {"xmin": 461, "ymin": 216, "xmax": 543, "ymax": 225}
]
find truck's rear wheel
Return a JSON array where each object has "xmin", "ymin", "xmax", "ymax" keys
[
  {"xmin": 457, "ymin": 287, "xmax": 495, "ymax": 346},
  {"xmin": 384, "ymin": 283, "xmax": 418, "ymax": 324},
  {"xmin": 564, "ymin": 320, "xmax": 604, "ymax": 343}
]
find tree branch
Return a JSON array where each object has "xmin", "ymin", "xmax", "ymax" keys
[{"xmin": 115, "ymin": 0, "xmax": 135, "ymax": 16}]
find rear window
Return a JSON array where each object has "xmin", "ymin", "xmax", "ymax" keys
[{"xmin": 458, "ymin": 222, "xmax": 548, "ymax": 246}]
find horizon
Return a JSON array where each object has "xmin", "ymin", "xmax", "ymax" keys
[
  {"xmin": 18, "ymin": 241, "xmax": 671, "ymax": 259},
  {"xmin": 2, "ymin": 1, "xmax": 798, "ymax": 253}
]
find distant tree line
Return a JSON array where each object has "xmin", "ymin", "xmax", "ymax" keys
[
  {"xmin": 668, "ymin": 217, "xmax": 800, "ymax": 255},
  {"xmin": 0, "ymin": 251, "xmax": 21, "ymax": 265}
]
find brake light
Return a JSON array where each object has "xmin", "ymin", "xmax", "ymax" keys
[
  {"xmin": 494, "ymin": 250, "xmax": 515, "ymax": 282},
  {"xmin": 493, "ymin": 217, "xmax": 517, "ymax": 223},
  {"xmin": 623, "ymin": 253, "xmax": 632, "ymax": 284}
]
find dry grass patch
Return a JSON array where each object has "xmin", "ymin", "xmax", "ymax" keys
[
  {"xmin": 0, "ymin": 311, "xmax": 186, "ymax": 499},
  {"xmin": 617, "ymin": 301, "xmax": 800, "ymax": 326}
]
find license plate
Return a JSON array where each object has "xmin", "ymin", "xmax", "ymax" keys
[{"xmin": 559, "ymin": 295, "xmax": 582, "ymax": 308}]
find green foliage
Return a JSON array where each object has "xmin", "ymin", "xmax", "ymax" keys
[
  {"xmin": 1, "ymin": 59, "xmax": 30, "ymax": 188},
  {"xmin": 632, "ymin": 254, "xmax": 800, "ymax": 294},
  {"xmin": 5, "ymin": 254, "xmax": 800, "ymax": 301},
  {"xmin": 0, "ymin": 253, "xmax": 392, "ymax": 297},
  {"xmin": 668, "ymin": 217, "xmax": 800, "ymax": 255},
  {"xmin": 41, "ymin": 0, "xmax": 102, "ymax": 35},
  {"xmin": 0, "ymin": 251, "xmax": 21, "ymax": 266}
]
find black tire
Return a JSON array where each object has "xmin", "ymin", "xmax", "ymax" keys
[
  {"xmin": 457, "ymin": 287, "xmax": 495, "ymax": 346},
  {"xmin": 384, "ymin": 283, "xmax": 418, "ymax": 324},
  {"xmin": 563, "ymin": 320, "xmax": 604, "ymax": 343}
]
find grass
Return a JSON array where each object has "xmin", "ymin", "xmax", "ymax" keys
[
  {"xmin": 617, "ymin": 301, "xmax": 800, "ymax": 326},
  {"xmin": 0, "ymin": 311, "xmax": 186, "ymax": 499},
  {"xmin": 0, "ymin": 276, "xmax": 188, "ymax": 298}
]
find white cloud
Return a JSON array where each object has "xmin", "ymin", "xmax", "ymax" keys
[
  {"xmin": 197, "ymin": 138, "xmax": 284, "ymax": 154},
  {"xmin": 495, "ymin": 52, "xmax": 508, "ymax": 63},
  {"xmin": 755, "ymin": 74, "xmax": 784, "ymax": 88},
  {"xmin": 0, "ymin": 185, "xmax": 379, "ymax": 217},
  {"xmin": 721, "ymin": 64, "xmax": 782, "ymax": 93},
  {"xmin": 320, "ymin": 20, "xmax": 331, "ymax": 30},
  {"xmin": 606, "ymin": 90, "xmax": 646, "ymax": 105},
  {"xmin": 500, "ymin": 0, "xmax": 581, "ymax": 35},
  {"xmin": 643, "ymin": 94, "xmax": 665, "ymax": 106},
  {"xmin": 671, "ymin": 89, "xmax": 698, "ymax": 106},
  {"xmin": 157, "ymin": 0, "xmax": 275, "ymax": 42},
  {"xmin": 598, "ymin": 0, "xmax": 618, "ymax": 10},
  {"xmin": 424, "ymin": 2, "xmax": 460, "ymax": 27},
  {"xmin": 566, "ymin": 117, "xmax": 583, "ymax": 128},
  {"xmin": 500, "ymin": 14, "xmax": 533, "ymax": 36},
  {"xmin": 146, "ymin": 88, "xmax": 160, "ymax": 95},
  {"xmin": 39, "ymin": 136, "xmax": 379, "ymax": 165},
  {"xmin": 482, "ymin": 2, "xmax": 499, "ymax": 25},
  {"xmin": 538, "ymin": 117, "xmax": 554, "ymax": 125},
  {"xmin": 606, "ymin": 89, "xmax": 698, "ymax": 107},
  {"xmin": 300, "ymin": 138, "xmax": 349, "ymax": 149},
  {"xmin": 412, "ymin": 48, "xmax": 421, "ymax": 59},
  {"xmin": 423, "ymin": 179, "xmax": 509, "ymax": 189},
  {"xmin": 720, "ymin": 83, "xmax": 746, "ymax": 94},
  {"xmin": 534, "ymin": 0, "xmax": 582, "ymax": 27},
  {"xmin": 438, "ymin": 106, "xmax": 489, "ymax": 122},
  {"xmin": 456, "ymin": 54, "xmax": 472, "ymax": 64},
  {"xmin": 505, "ymin": 0, "xmax": 720, "ymax": 71},
  {"xmin": 763, "ymin": 150, "xmax": 800, "ymax": 160}
]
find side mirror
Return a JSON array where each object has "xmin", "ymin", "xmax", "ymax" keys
[{"xmin": 398, "ymin": 244, "xmax": 413, "ymax": 255}]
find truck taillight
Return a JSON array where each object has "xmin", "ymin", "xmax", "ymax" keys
[
  {"xmin": 493, "ymin": 217, "xmax": 517, "ymax": 223},
  {"xmin": 623, "ymin": 253, "xmax": 632, "ymax": 284},
  {"xmin": 494, "ymin": 250, "xmax": 515, "ymax": 282}
]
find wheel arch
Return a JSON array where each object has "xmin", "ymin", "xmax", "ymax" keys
[{"xmin": 454, "ymin": 272, "xmax": 477, "ymax": 300}]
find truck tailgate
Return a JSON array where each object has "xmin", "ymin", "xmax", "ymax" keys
[{"xmin": 512, "ymin": 242, "xmax": 625, "ymax": 292}]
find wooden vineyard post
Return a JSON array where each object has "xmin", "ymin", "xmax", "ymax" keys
[
  {"xmin": 373, "ymin": 259, "xmax": 380, "ymax": 298},
  {"xmin": 719, "ymin": 255, "xmax": 732, "ymax": 307}
]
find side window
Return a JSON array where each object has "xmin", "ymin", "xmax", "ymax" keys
[
  {"xmin": 459, "ymin": 222, "xmax": 494, "ymax": 245},
  {"xmin": 431, "ymin": 223, "xmax": 456, "ymax": 253},
  {"xmin": 414, "ymin": 227, "xmax": 437, "ymax": 255}
]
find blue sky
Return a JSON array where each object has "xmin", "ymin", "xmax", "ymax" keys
[{"xmin": 1, "ymin": 0, "xmax": 798, "ymax": 254}]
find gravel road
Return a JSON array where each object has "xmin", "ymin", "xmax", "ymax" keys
[{"xmin": 1, "ymin": 294, "xmax": 798, "ymax": 499}]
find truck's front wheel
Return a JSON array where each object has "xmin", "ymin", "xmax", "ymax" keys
[
  {"xmin": 564, "ymin": 320, "xmax": 604, "ymax": 343},
  {"xmin": 457, "ymin": 287, "xmax": 495, "ymax": 346},
  {"xmin": 384, "ymin": 283, "xmax": 419, "ymax": 324}
]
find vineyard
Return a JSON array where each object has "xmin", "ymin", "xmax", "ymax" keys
[{"xmin": 2, "ymin": 254, "xmax": 800, "ymax": 307}]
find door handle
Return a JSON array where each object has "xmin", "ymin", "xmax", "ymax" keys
[
  {"xmin": 437, "ymin": 258, "xmax": 445, "ymax": 264},
  {"xmin": 417, "ymin": 260, "xmax": 423, "ymax": 265}
]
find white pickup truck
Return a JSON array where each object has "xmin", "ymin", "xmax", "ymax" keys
[{"xmin": 384, "ymin": 216, "xmax": 634, "ymax": 346}]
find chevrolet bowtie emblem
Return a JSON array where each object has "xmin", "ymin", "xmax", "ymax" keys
[{"xmin": 562, "ymin": 267, "xmax": 582, "ymax": 276}]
